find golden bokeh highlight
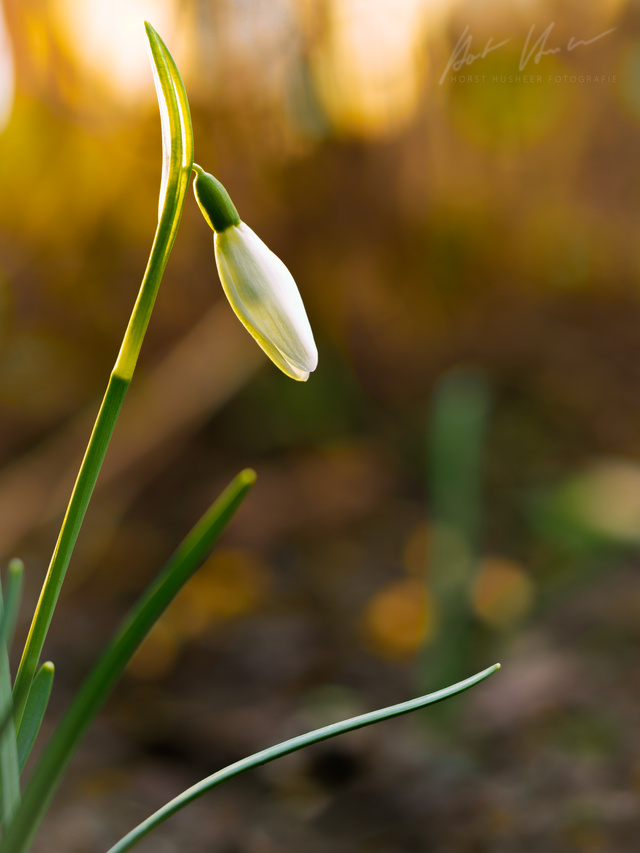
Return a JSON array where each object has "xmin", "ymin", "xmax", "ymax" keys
[
  {"xmin": 472, "ymin": 556, "xmax": 534, "ymax": 630},
  {"xmin": 0, "ymin": 0, "xmax": 13, "ymax": 132},
  {"xmin": 311, "ymin": 0, "xmax": 429, "ymax": 138},
  {"xmin": 362, "ymin": 578, "xmax": 434, "ymax": 660},
  {"xmin": 127, "ymin": 548, "xmax": 271, "ymax": 680},
  {"xmin": 50, "ymin": 0, "xmax": 187, "ymax": 103}
]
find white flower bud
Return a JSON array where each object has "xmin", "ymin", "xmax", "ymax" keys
[
  {"xmin": 215, "ymin": 223, "xmax": 318, "ymax": 381},
  {"xmin": 193, "ymin": 166, "xmax": 318, "ymax": 381}
]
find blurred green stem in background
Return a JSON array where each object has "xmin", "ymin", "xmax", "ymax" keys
[
  {"xmin": 421, "ymin": 368, "xmax": 491, "ymax": 696},
  {"xmin": 11, "ymin": 24, "xmax": 194, "ymax": 726}
]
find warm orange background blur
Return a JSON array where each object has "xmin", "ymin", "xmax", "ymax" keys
[{"xmin": 2, "ymin": 1, "xmax": 640, "ymax": 850}]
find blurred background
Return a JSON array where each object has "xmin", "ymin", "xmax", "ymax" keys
[{"xmin": 1, "ymin": 0, "xmax": 640, "ymax": 850}]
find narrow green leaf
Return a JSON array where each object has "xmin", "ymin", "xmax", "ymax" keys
[
  {"xmin": 105, "ymin": 663, "xmax": 501, "ymax": 853},
  {"xmin": 16, "ymin": 663, "xmax": 54, "ymax": 773},
  {"xmin": 0, "ymin": 568, "xmax": 21, "ymax": 826},
  {"xmin": 0, "ymin": 560, "xmax": 23, "ymax": 655},
  {"xmin": 0, "ymin": 470, "xmax": 255, "ymax": 853},
  {"xmin": 0, "ymin": 652, "xmax": 19, "ymax": 826}
]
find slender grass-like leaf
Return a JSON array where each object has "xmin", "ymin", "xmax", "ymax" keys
[
  {"xmin": 0, "ymin": 651, "xmax": 19, "ymax": 826},
  {"xmin": 0, "ymin": 470, "xmax": 255, "ymax": 853},
  {"xmin": 12, "ymin": 23, "xmax": 194, "ymax": 727},
  {"xmin": 16, "ymin": 663, "xmax": 54, "ymax": 774},
  {"xmin": 0, "ymin": 561, "xmax": 23, "ymax": 656},
  {"xmin": 105, "ymin": 663, "xmax": 500, "ymax": 853},
  {"xmin": 0, "ymin": 565, "xmax": 23, "ymax": 826}
]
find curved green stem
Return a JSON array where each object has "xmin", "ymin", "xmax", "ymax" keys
[{"xmin": 11, "ymin": 23, "xmax": 194, "ymax": 727}]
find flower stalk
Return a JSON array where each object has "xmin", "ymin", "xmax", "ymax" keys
[{"xmin": 11, "ymin": 23, "xmax": 194, "ymax": 727}]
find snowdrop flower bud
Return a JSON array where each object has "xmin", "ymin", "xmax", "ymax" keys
[{"xmin": 193, "ymin": 165, "xmax": 318, "ymax": 381}]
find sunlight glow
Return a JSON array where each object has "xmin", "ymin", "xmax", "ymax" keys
[
  {"xmin": 0, "ymin": 1, "xmax": 14, "ymax": 131},
  {"xmin": 51, "ymin": 0, "xmax": 186, "ymax": 102},
  {"xmin": 312, "ymin": 0, "xmax": 432, "ymax": 138}
]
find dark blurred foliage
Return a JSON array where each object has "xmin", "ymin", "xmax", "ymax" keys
[{"xmin": 2, "ymin": 0, "xmax": 640, "ymax": 850}]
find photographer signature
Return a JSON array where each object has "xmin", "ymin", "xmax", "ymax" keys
[{"xmin": 439, "ymin": 22, "xmax": 616, "ymax": 84}]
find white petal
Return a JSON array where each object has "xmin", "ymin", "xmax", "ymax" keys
[{"xmin": 215, "ymin": 223, "xmax": 318, "ymax": 379}]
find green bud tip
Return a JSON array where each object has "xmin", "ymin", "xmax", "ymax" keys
[{"xmin": 193, "ymin": 164, "xmax": 241, "ymax": 233}]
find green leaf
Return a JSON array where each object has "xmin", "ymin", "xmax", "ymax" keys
[
  {"xmin": 0, "ymin": 470, "xmax": 255, "ymax": 853},
  {"xmin": 0, "ymin": 562, "xmax": 24, "ymax": 826},
  {"xmin": 0, "ymin": 560, "xmax": 23, "ymax": 655},
  {"xmin": 16, "ymin": 663, "xmax": 54, "ymax": 773},
  {"xmin": 105, "ymin": 663, "xmax": 501, "ymax": 853},
  {"xmin": 0, "ymin": 648, "xmax": 19, "ymax": 827}
]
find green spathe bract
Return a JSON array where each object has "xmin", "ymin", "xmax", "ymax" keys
[{"xmin": 193, "ymin": 165, "xmax": 240, "ymax": 232}]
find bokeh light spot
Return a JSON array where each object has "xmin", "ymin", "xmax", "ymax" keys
[
  {"xmin": 473, "ymin": 556, "xmax": 534, "ymax": 630},
  {"xmin": 362, "ymin": 578, "xmax": 433, "ymax": 660}
]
